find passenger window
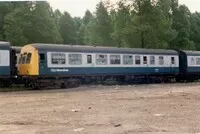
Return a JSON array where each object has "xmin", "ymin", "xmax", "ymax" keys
[
  {"xmin": 26, "ymin": 53, "xmax": 32, "ymax": 64},
  {"xmin": 191, "ymin": 57, "xmax": 195, "ymax": 65},
  {"xmin": 196, "ymin": 57, "xmax": 200, "ymax": 65},
  {"xmin": 69, "ymin": 54, "xmax": 82, "ymax": 65},
  {"xmin": 159, "ymin": 56, "xmax": 164, "ymax": 65},
  {"xmin": 150, "ymin": 56, "xmax": 155, "ymax": 65},
  {"xmin": 87, "ymin": 55, "xmax": 92, "ymax": 64},
  {"xmin": 171, "ymin": 57, "xmax": 175, "ymax": 65},
  {"xmin": 110, "ymin": 55, "xmax": 121, "ymax": 65},
  {"xmin": 96, "ymin": 54, "xmax": 108, "ymax": 65},
  {"xmin": 135, "ymin": 56, "xmax": 140, "ymax": 65},
  {"xmin": 123, "ymin": 55, "xmax": 133, "ymax": 65},
  {"xmin": 51, "ymin": 53, "xmax": 66, "ymax": 65},
  {"xmin": 143, "ymin": 56, "xmax": 147, "ymax": 64}
]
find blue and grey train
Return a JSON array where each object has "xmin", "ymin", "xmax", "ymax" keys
[
  {"xmin": 0, "ymin": 42, "xmax": 21, "ymax": 87},
  {"xmin": 16, "ymin": 43, "xmax": 200, "ymax": 89}
]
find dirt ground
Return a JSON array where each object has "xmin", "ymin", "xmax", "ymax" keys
[{"xmin": 1, "ymin": 83, "xmax": 200, "ymax": 134}]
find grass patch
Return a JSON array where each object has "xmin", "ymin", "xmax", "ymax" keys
[{"xmin": 0, "ymin": 85, "xmax": 27, "ymax": 92}]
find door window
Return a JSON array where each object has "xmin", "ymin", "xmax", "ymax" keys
[
  {"xmin": 171, "ymin": 57, "xmax": 175, "ymax": 65},
  {"xmin": 87, "ymin": 55, "xmax": 92, "ymax": 64}
]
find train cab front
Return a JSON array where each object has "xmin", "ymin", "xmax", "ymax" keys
[{"xmin": 18, "ymin": 45, "xmax": 39, "ymax": 79}]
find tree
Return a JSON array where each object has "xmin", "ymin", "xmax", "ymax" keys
[
  {"xmin": 76, "ymin": 10, "xmax": 94, "ymax": 45},
  {"xmin": 116, "ymin": 0, "xmax": 174, "ymax": 49},
  {"xmin": 111, "ymin": 1, "xmax": 133, "ymax": 47},
  {"xmin": 4, "ymin": 1, "xmax": 62, "ymax": 45},
  {"xmin": 0, "ymin": 2, "xmax": 23, "ymax": 40},
  {"xmin": 53, "ymin": 9, "xmax": 63, "ymax": 43},
  {"xmin": 82, "ymin": 10, "xmax": 93, "ymax": 25},
  {"xmin": 26, "ymin": 1, "xmax": 62, "ymax": 43},
  {"xmin": 59, "ymin": 11, "xmax": 77, "ymax": 44},
  {"xmin": 86, "ymin": 1, "xmax": 115, "ymax": 46},
  {"xmin": 189, "ymin": 12, "xmax": 200, "ymax": 50},
  {"xmin": 171, "ymin": 5, "xmax": 195, "ymax": 50},
  {"xmin": 3, "ymin": 4, "xmax": 29, "ymax": 45}
]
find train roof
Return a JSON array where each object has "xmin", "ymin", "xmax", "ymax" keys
[
  {"xmin": 0, "ymin": 41, "xmax": 10, "ymax": 49},
  {"xmin": 11, "ymin": 46, "xmax": 22, "ymax": 53},
  {"xmin": 183, "ymin": 50, "xmax": 200, "ymax": 56},
  {"xmin": 28, "ymin": 43, "xmax": 179, "ymax": 55}
]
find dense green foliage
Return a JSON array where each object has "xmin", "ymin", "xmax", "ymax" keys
[{"xmin": 0, "ymin": 0, "xmax": 200, "ymax": 50}]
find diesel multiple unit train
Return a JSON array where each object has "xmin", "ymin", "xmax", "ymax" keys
[{"xmin": 1, "ymin": 41, "xmax": 200, "ymax": 89}]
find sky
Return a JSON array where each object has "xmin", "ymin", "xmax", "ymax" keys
[{"xmin": 48, "ymin": 0, "xmax": 200, "ymax": 17}]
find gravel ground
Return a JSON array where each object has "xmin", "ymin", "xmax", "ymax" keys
[{"xmin": 0, "ymin": 83, "xmax": 200, "ymax": 134}]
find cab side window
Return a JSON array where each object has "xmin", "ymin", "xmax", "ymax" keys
[{"xmin": 39, "ymin": 54, "xmax": 45, "ymax": 63}]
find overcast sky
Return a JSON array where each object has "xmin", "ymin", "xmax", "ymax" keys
[{"xmin": 48, "ymin": 0, "xmax": 200, "ymax": 17}]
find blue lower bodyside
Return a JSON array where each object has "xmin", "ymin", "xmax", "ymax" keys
[
  {"xmin": 0, "ymin": 66, "xmax": 10, "ymax": 76},
  {"xmin": 39, "ymin": 67, "xmax": 179, "ymax": 76},
  {"xmin": 188, "ymin": 67, "xmax": 200, "ymax": 73}
]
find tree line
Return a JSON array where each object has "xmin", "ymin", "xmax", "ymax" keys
[{"xmin": 0, "ymin": 0, "xmax": 200, "ymax": 50}]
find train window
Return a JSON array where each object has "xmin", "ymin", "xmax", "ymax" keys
[
  {"xmin": 18, "ymin": 54, "xmax": 23, "ymax": 64},
  {"xmin": 69, "ymin": 54, "xmax": 82, "ymax": 65},
  {"xmin": 196, "ymin": 57, "xmax": 200, "ymax": 65},
  {"xmin": 123, "ymin": 55, "xmax": 133, "ymax": 65},
  {"xmin": 51, "ymin": 53, "xmax": 66, "ymax": 65},
  {"xmin": 191, "ymin": 57, "xmax": 195, "ymax": 65},
  {"xmin": 150, "ymin": 56, "xmax": 155, "ymax": 65},
  {"xmin": 96, "ymin": 54, "xmax": 108, "ymax": 65},
  {"xmin": 21, "ymin": 53, "xmax": 27, "ymax": 64},
  {"xmin": 171, "ymin": 57, "xmax": 175, "ymax": 64},
  {"xmin": 143, "ymin": 56, "xmax": 147, "ymax": 64},
  {"xmin": 159, "ymin": 56, "xmax": 164, "ymax": 65},
  {"xmin": 110, "ymin": 55, "xmax": 121, "ymax": 65},
  {"xmin": 87, "ymin": 55, "xmax": 92, "ymax": 64},
  {"xmin": 135, "ymin": 55, "xmax": 141, "ymax": 65},
  {"xmin": 26, "ymin": 53, "xmax": 32, "ymax": 64},
  {"xmin": 22, "ymin": 56, "xmax": 26, "ymax": 64},
  {"xmin": 40, "ymin": 54, "xmax": 45, "ymax": 61}
]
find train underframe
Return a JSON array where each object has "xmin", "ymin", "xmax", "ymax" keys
[
  {"xmin": 0, "ymin": 77, "xmax": 24, "ymax": 88},
  {"xmin": 1, "ymin": 73, "xmax": 200, "ymax": 89},
  {"xmin": 23, "ymin": 73, "xmax": 184, "ymax": 89},
  {"xmin": 175, "ymin": 73, "xmax": 200, "ymax": 82}
]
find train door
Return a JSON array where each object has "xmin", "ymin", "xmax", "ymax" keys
[
  {"xmin": 39, "ymin": 53, "xmax": 46, "ymax": 74},
  {"xmin": 10, "ymin": 48, "xmax": 17, "ymax": 76},
  {"xmin": 85, "ymin": 54, "xmax": 94, "ymax": 75},
  {"xmin": 178, "ymin": 51, "xmax": 187, "ymax": 74}
]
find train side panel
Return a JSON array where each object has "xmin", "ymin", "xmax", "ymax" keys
[
  {"xmin": 37, "ymin": 52, "xmax": 179, "ymax": 76},
  {"xmin": 17, "ymin": 43, "xmax": 181, "ymax": 88},
  {"xmin": 177, "ymin": 50, "xmax": 200, "ymax": 81},
  {"xmin": 0, "ymin": 42, "xmax": 10, "ymax": 78}
]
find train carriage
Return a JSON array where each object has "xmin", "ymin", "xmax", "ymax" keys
[
  {"xmin": 176, "ymin": 50, "xmax": 200, "ymax": 81},
  {"xmin": 0, "ymin": 42, "xmax": 11, "ymax": 77},
  {"xmin": 0, "ymin": 42, "xmax": 20, "ymax": 87},
  {"xmin": 18, "ymin": 43, "xmax": 180, "ymax": 88}
]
